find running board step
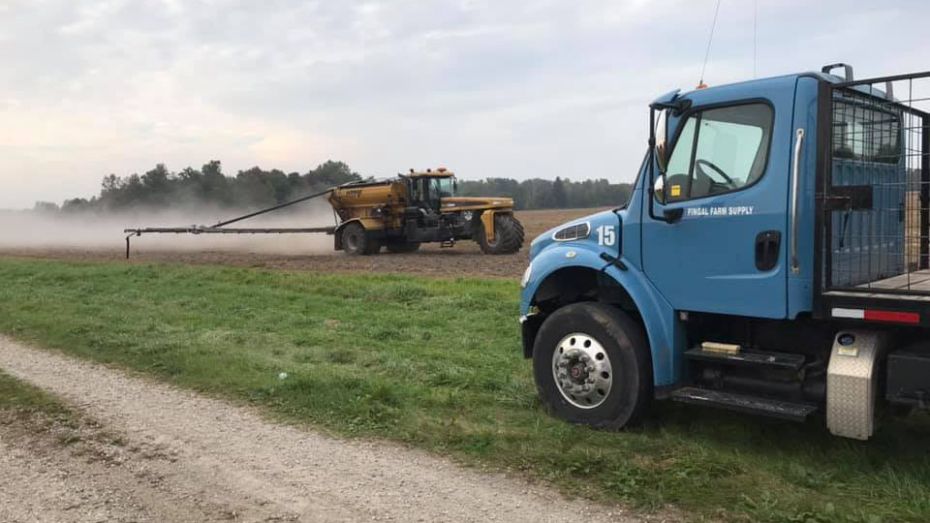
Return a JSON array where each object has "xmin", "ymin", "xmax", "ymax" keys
[
  {"xmin": 685, "ymin": 347, "xmax": 806, "ymax": 370},
  {"xmin": 670, "ymin": 387, "xmax": 818, "ymax": 421}
]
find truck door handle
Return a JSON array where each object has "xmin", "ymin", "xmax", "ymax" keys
[
  {"xmin": 790, "ymin": 128, "xmax": 804, "ymax": 274},
  {"xmin": 755, "ymin": 230, "xmax": 781, "ymax": 271},
  {"xmin": 663, "ymin": 208, "xmax": 684, "ymax": 223}
]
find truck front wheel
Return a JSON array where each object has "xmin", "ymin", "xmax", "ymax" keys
[{"xmin": 532, "ymin": 302, "xmax": 652, "ymax": 430}]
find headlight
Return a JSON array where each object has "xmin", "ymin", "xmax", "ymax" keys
[
  {"xmin": 552, "ymin": 222, "xmax": 590, "ymax": 242},
  {"xmin": 521, "ymin": 262, "xmax": 533, "ymax": 288}
]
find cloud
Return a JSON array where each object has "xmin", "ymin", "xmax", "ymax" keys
[{"xmin": 0, "ymin": 0, "xmax": 926, "ymax": 208}]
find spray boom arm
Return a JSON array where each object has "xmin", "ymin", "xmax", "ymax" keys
[{"xmin": 123, "ymin": 187, "xmax": 337, "ymax": 259}]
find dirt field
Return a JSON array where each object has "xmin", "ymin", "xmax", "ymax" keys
[
  {"xmin": 0, "ymin": 208, "xmax": 605, "ymax": 279},
  {"xmin": 0, "ymin": 336, "xmax": 644, "ymax": 523}
]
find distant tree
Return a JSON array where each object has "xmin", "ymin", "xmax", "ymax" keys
[
  {"xmin": 459, "ymin": 176, "xmax": 631, "ymax": 210},
  {"xmin": 33, "ymin": 201, "xmax": 60, "ymax": 213},
  {"xmin": 551, "ymin": 177, "xmax": 568, "ymax": 208},
  {"xmin": 138, "ymin": 164, "xmax": 172, "ymax": 207},
  {"xmin": 61, "ymin": 198, "xmax": 94, "ymax": 213},
  {"xmin": 307, "ymin": 160, "xmax": 360, "ymax": 189},
  {"xmin": 201, "ymin": 160, "xmax": 231, "ymax": 205}
]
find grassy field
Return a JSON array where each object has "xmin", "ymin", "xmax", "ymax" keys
[{"xmin": 1, "ymin": 258, "xmax": 929, "ymax": 522}]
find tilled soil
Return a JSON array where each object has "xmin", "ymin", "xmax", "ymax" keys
[
  {"xmin": 0, "ymin": 208, "xmax": 605, "ymax": 279},
  {"xmin": 0, "ymin": 336, "xmax": 649, "ymax": 523}
]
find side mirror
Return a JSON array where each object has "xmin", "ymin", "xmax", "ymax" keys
[
  {"xmin": 654, "ymin": 109, "xmax": 669, "ymax": 173},
  {"xmin": 453, "ymin": 179, "xmax": 458, "ymax": 193},
  {"xmin": 653, "ymin": 176, "xmax": 666, "ymax": 205},
  {"xmin": 656, "ymin": 141, "xmax": 669, "ymax": 173}
]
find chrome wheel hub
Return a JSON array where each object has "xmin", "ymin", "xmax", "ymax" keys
[{"xmin": 551, "ymin": 332, "xmax": 613, "ymax": 409}]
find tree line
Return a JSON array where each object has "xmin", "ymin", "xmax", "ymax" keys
[
  {"xmin": 457, "ymin": 177, "xmax": 631, "ymax": 210},
  {"xmin": 35, "ymin": 161, "xmax": 633, "ymax": 213}
]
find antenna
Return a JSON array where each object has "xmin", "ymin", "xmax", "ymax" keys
[
  {"xmin": 753, "ymin": 0, "xmax": 758, "ymax": 78},
  {"xmin": 698, "ymin": 0, "xmax": 722, "ymax": 88}
]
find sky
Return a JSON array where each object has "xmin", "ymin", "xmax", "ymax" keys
[{"xmin": 0, "ymin": 0, "xmax": 928, "ymax": 209}]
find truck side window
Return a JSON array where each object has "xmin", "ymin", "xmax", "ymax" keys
[{"xmin": 663, "ymin": 103, "xmax": 773, "ymax": 202}]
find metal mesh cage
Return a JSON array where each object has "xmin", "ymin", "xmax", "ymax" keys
[{"xmin": 821, "ymin": 72, "xmax": 930, "ymax": 295}]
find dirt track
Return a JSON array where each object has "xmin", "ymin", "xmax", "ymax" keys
[
  {"xmin": 0, "ymin": 208, "xmax": 604, "ymax": 279},
  {"xmin": 0, "ymin": 336, "xmax": 645, "ymax": 523}
]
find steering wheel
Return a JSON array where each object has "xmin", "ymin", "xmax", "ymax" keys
[{"xmin": 695, "ymin": 159, "xmax": 736, "ymax": 189}]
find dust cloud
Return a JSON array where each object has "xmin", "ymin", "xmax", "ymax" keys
[{"xmin": 0, "ymin": 200, "xmax": 338, "ymax": 255}]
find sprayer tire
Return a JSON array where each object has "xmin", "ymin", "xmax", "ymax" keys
[
  {"xmin": 386, "ymin": 242, "xmax": 421, "ymax": 254},
  {"xmin": 477, "ymin": 213, "xmax": 524, "ymax": 255},
  {"xmin": 341, "ymin": 223, "xmax": 372, "ymax": 256}
]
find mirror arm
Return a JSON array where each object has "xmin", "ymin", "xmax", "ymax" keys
[{"xmin": 650, "ymin": 97, "xmax": 691, "ymax": 116}]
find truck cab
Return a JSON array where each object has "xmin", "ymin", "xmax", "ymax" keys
[{"xmin": 520, "ymin": 65, "xmax": 930, "ymax": 439}]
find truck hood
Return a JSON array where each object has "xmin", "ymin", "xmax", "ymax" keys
[{"xmin": 529, "ymin": 209, "xmax": 621, "ymax": 259}]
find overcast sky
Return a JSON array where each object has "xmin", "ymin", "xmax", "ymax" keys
[{"xmin": 0, "ymin": 0, "xmax": 927, "ymax": 208}]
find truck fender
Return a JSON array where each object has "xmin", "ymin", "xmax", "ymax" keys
[{"xmin": 521, "ymin": 244, "xmax": 680, "ymax": 387}]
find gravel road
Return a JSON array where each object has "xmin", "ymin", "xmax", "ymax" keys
[{"xmin": 0, "ymin": 337, "xmax": 649, "ymax": 522}]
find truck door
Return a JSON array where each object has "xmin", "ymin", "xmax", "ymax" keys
[{"xmin": 643, "ymin": 80, "xmax": 796, "ymax": 319}]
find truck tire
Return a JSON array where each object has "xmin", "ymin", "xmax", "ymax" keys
[
  {"xmin": 476, "ymin": 213, "xmax": 524, "ymax": 254},
  {"xmin": 386, "ymin": 241, "xmax": 420, "ymax": 254},
  {"xmin": 341, "ymin": 223, "xmax": 378, "ymax": 256},
  {"xmin": 532, "ymin": 302, "xmax": 652, "ymax": 430}
]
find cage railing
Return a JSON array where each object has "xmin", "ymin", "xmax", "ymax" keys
[{"xmin": 820, "ymin": 71, "xmax": 930, "ymax": 295}]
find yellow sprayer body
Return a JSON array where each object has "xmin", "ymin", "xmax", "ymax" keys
[{"xmin": 327, "ymin": 170, "xmax": 524, "ymax": 255}]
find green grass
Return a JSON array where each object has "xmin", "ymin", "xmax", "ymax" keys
[
  {"xmin": 0, "ymin": 369, "xmax": 72, "ymax": 420},
  {"xmin": 0, "ymin": 258, "xmax": 929, "ymax": 522}
]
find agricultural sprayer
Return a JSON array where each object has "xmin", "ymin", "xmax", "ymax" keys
[{"xmin": 124, "ymin": 168, "xmax": 524, "ymax": 257}]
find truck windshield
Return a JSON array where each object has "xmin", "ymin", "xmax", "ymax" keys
[{"xmin": 433, "ymin": 177, "xmax": 455, "ymax": 198}]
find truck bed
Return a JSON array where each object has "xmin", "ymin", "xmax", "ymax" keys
[
  {"xmin": 861, "ymin": 270, "xmax": 930, "ymax": 292},
  {"xmin": 818, "ymin": 71, "xmax": 930, "ymax": 322}
]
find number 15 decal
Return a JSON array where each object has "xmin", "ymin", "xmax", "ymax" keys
[{"xmin": 596, "ymin": 225, "xmax": 616, "ymax": 246}]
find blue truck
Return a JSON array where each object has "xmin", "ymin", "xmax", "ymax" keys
[{"xmin": 520, "ymin": 64, "xmax": 930, "ymax": 440}]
